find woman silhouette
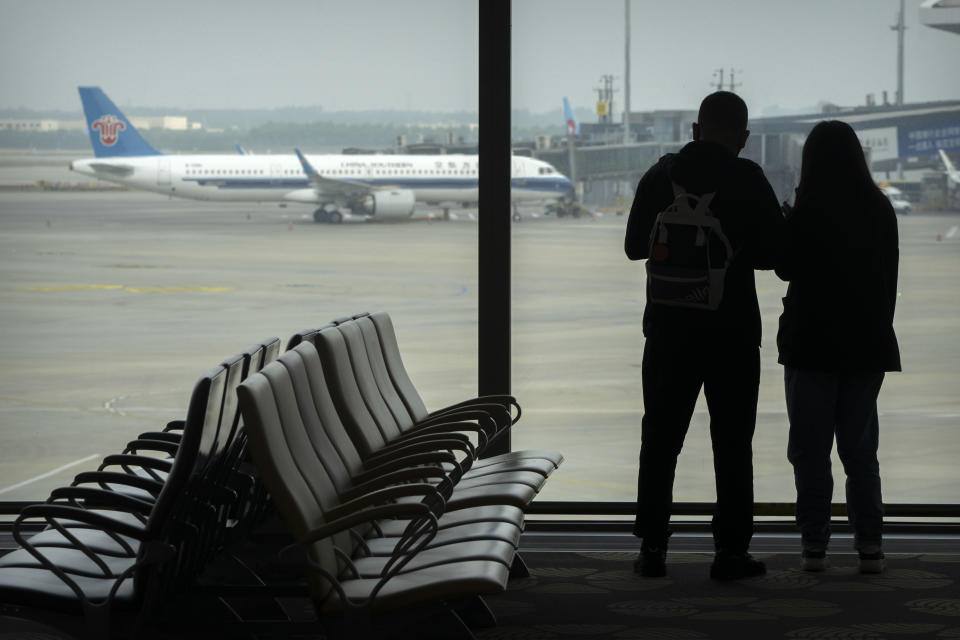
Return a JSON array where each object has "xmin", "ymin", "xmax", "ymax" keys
[{"xmin": 776, "ymin": 120, "xmax": 901, "ymax": 574}]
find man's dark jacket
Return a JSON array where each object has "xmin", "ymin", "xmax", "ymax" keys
[
  {"xmin": 625, "ymin": 140, "xmax": 785, "ymax": 346},
  {"xmin": 775, "ymin": 190, "xmax": 901, "ymax": 372}
]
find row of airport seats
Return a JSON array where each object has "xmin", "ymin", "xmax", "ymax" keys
[
  {"xmin": 0, "ymin": 338, "xmax": 281, "ymax": 639},
  {"xmin": 0, "ymin": 311, "xmax": 562, "ymax": 639}
]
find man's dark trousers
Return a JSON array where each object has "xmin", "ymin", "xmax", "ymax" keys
[{"xmin": 634, "ymin": 336, "xmax": 760, "ymax": 552}]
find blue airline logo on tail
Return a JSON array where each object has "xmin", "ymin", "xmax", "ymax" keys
[{"xmin": 78, "ymin": 86, "xmax": 162, "ymax": 158}]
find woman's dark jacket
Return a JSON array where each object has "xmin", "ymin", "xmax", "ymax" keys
[{"xmin": 776, "ymin": 189, "xmax": 901, "ymax": 372}]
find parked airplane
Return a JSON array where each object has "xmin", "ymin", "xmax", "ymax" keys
[{"xmin": 70, "ymin": 86, "xmax": 574, "ymax": 223}]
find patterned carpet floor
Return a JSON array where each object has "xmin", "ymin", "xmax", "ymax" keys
[{"xmin": 475, "ymin": 551, "xmax": 960, "ymax": 640}]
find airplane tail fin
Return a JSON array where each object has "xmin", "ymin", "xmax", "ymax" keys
[
  {"xmin": 940, "ymin": 149, "xmax": 958, "ymax": 176},
  {"xmin": 78, "ymin": 86, "xmax": 162, "ymax": 158},
  {"xmin": 563, "ymin": 97, "xmax": 579, "ymax": 137}
]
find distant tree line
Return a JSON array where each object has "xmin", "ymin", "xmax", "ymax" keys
[
  {"xmin": 0, "ymin": 120, "xmax": 566, "ymax": 153},
  {"xmin": 0, "ymin": 122, "xmax": 472, "ymax": 153}
]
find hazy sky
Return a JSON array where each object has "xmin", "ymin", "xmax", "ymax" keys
[{"xmin": 0, "ymin": 0, "xmax": 957, "ymax": 116}]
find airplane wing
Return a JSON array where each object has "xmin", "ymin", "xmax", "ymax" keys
[{"xmin": 294, "ymin": 148, "xmax": 373, "ymax": 198}]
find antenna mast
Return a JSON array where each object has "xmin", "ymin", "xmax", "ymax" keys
[
  {"xmin": 891, "ymin": 0, "xmax": 906, "ymax": 105},
  {"xmin": 728, "ymin": 68, "xmax": 742, "ymax": 93},
  {"xmin": 713, "ymin": 68, "xmax": 724, "ymax": 92}
]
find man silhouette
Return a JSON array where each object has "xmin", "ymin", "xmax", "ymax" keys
[{"xmin": 624, "ymin": 91, "xmax": 784, "ymax": 579}]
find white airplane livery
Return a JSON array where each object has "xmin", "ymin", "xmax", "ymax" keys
[
  {"xmin": 70, "ymin": 86, "xmax": 574, "ymax": 223},
  {"xmin": 940, "ymin": 149, "xmax": 960, "ymax": 188}
]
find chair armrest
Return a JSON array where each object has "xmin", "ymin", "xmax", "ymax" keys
[
  {"xmin": 301, "ymin": 500, "xmax": 435, "ymax": 544},
  {"xmin": 16, "ymin": 503, "xmax": 148, "ymax": 542},
  {"xmin": 418, "ymin": 406, "xmax": 508, "ymax": 433},
  {"xmin": 379, "ymin": 431, "xmax": 476, "ymax": 459},
  {"xmin": 402, "ymin": 420, "xmax": 493, "ymax": 451},
  {"xmin": 99, "ymin": 453, "xmax": 173, "ymax": 474},
  {"xmin": 163, "ymin": 419, "xmax": 186, "ymax": 432},
  {"xmin": 123, "ymin": 438, "xmax": 178, "ymax": 457},
  {"xmin": 431, "ymin": 394, "xmax": 521, "ymax": 426},
  {"xmin": 364, "ymin": 437, "xmax": 473, "ymax": 470},
  {"xmin": 47, "ymin": 486, "xmax": 155, "ymax": 516},
  {"xmin": 136, "ymin": 431, "xmax": 182, "ymax": 444},
  {"xmin": 354, "ymin": 450, "xmax": 457, "ymax": 483},
  {"xmin": 72, "ymin": 471, "xmax": 163, "ymax": 496},
  {"xmin": 326, "ymin": 483, "xmax": 441, "ymax": 521},
  {"xmin": 341, "ymin": 466, "xmax": 449, "ymax": 503}
]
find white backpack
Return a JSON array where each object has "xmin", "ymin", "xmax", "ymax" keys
[{"xmin": 645, "ymin": 184, "xmax": 734, "ymax": 311}]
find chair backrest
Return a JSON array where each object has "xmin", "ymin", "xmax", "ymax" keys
[
  {"xmin": 238, "ymin": 362, "xmax": 353, "ymax": 602},
  {"xmin": 312, "ymin": 326, "xmax": 401, "ymax": 458},
  {"xmin": 261, "ymin": 337, "xmax": 281, "ymax": 368},
  {"xmin": 276, "ymin": 345, "xmax": 363, "ymax": 496},
  {"xmin": 137, "ymin": 364, "xmax": 227, "ymax": 592},
  {"xmin": 334, "ymin": 321, "xmax": 415, "ymax": 436},
  {"xmin": 285, "ymin": 325, "xmax": 333, "ymax": 352},
  {"xmin": 211, "ymin": 354, "xmax": 246, "ymax": 460},
  {"xmin": 367, "ymin": 312, "xmax": 431, "ymax": 423},
  {"xmin": 352, "ymin": 316, "xmax": 422, "ymax": 431}
]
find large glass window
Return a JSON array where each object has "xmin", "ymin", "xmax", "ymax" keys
[
  {"xmin": 511, "ymin": 0, "xmax": 960, "ymax": 505},
  {"xmin": 0, "ymin": 0, "xmax": 478, "ymax": 501}
]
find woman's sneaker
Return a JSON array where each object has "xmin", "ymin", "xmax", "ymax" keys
[
  {"xmin": 634, "ymin": 545, "xmax": 667, "ymax": 577},
  {"xmin": 858, "ymin": 545, "xmax": 885, "ymax": 574},
  {"xmin": 800, "ymin": 548, "xmax": 828, "ymax": 572},
  {"xmin": 710, "ymin": 551, "xmax": 766, "ymax": 580}
]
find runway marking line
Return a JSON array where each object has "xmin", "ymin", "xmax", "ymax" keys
[
  {"xmin": 18, "ymin": 285, "xmax": 234, "ymax": 293},
  {"xmin": 0, "ymin": 453, "xmax": 100, "ymax": 495}
]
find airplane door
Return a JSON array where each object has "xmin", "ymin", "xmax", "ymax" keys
[
  {"xmin": 270, "ymin": 163, "xmax": 282, "ymax": 185},
  {"xmin": 157, "ymin": 158, "xmax": 171, "ymax": 185}
]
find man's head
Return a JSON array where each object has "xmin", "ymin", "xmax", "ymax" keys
[{"xmin": 692, "ymin": 91, "xmax": 750, "ymax": 155}]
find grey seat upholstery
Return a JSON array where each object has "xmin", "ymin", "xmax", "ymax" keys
[
  {"xmin": 237, "ymin": 364, "xmax": 513, "ymax": 637},
  {"xmin": 258, "ymin": 346, "xmax": 525, "ymax": 548}
]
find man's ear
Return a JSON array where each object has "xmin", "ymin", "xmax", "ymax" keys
[
  {"xmin": 692, "ymin": 122, "xmax": 701, "ymax": 141},
  {"xmin": 739, "ymin": 129, "xmax": 750, "ymax": 151}
]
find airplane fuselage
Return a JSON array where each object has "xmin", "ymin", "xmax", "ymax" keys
[{"xmin": 70, "ymin": 153, "xmax": 573, "ymax": 209}]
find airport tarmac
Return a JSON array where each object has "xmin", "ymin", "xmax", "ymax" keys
[{"xmin": 0, "ymin": 190, "xmax": 958, "ymax": 508}]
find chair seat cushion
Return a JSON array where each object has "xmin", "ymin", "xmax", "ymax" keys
[
  {"xmin": 365, "ymin": 520, "xmax": 521, "ymax": 555},
  {"xmin": 0, "ymin": 566, "xmax": 136, "ymax": 614},
  {"xmin": 0, "ymin": 547, "xmax": 135, "ymax": 578},
  {"xmin": 317, "ymin": 560, "xmax": 509, "ymax": 612}
]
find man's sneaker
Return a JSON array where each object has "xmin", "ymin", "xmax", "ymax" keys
[
  {"xmin": 858, "ymin": 545, "xmax": 885, "ymax": 574},
  {"xmin": 710, "ymin": 551, "xmax": 767, "ymax": 580},
  {"xmin": 633, "ymin": 546, "xmax": 667, "ymax": 577},
  {"xmin": 800, "ymin": 548, "xmax": 828, "ymax": 572}
]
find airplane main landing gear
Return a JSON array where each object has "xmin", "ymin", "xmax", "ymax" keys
[{"xmin": 314, "ymin": 208, "xmax": 344, "ymax": 224}]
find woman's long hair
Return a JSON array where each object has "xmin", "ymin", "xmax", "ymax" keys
[{"xmin": 795, "ymin": 120, "xmax": 884, "ymax": 210}]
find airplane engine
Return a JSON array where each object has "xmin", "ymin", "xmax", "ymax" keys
[{"xmin": 359, "ymin": 189, "xmax": 416, "ymax": 218}]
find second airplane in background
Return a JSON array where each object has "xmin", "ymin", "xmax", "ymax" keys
[{"xmin": 70, "ymin": 86, "xmax": 574, "ymax": 223}]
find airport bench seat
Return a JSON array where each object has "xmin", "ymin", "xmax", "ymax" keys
[
  {"xmin": 238, "ymin": 365, "xmax": 514, "ymax": 638},
  {"xmin": 0, "ymin": 365, "xmax": 228, "ymax": 638}
]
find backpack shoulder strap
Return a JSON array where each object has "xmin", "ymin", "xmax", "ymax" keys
[{"xmin": 670, "ymin": 182, "xmax": 717, "ymax": 217}]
